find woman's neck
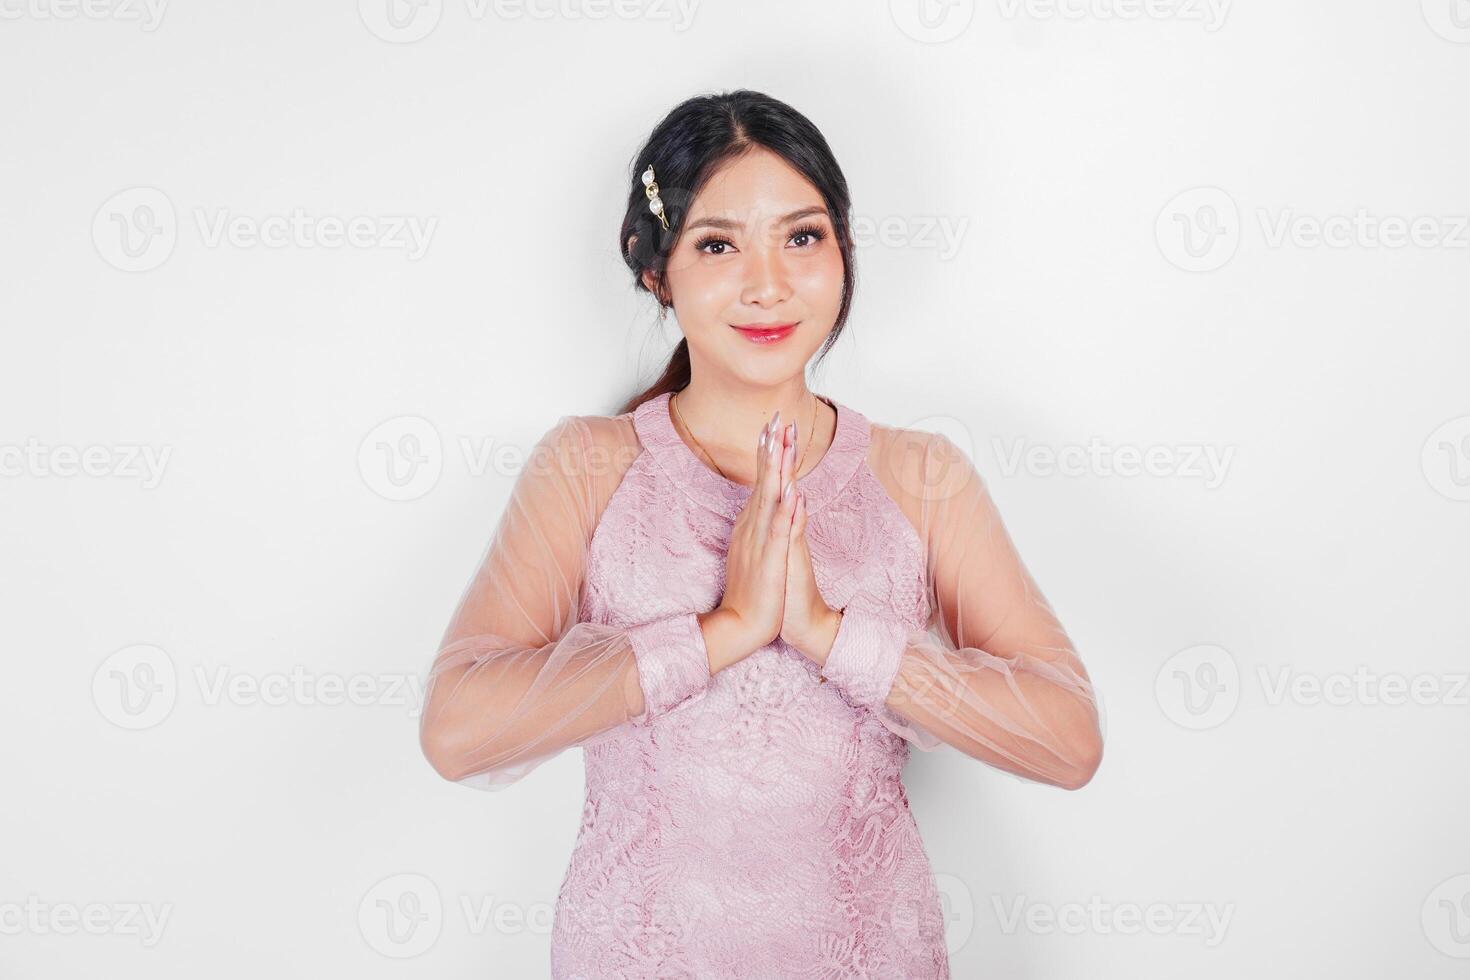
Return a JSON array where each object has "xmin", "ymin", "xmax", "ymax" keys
[{"xmin": 670, "ymin": 378, "xmax": 835, "ymax": 481}]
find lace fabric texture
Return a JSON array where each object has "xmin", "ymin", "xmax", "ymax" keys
[{"xmin": 418, "ymin": 392, "xmax": 1103, "ymax": 978}]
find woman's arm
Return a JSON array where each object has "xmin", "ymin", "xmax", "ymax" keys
[
  {"xmin": 418, "ymin": 415, "xmax": 714, "ymax": 790},
  {"xmin": 818, "ymin": 429, "xmax": 1104, "ymax": 790}
]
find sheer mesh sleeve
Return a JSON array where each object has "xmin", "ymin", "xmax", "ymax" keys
[
  {"xmin": 418, "ymin": 414, "xmax": 712, "ymax": 791},
  {"xmin": 821, "ymin": 427, "xmax": 1104, "ymax": 790}
]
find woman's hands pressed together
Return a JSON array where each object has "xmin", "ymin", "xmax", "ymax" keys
[{"xmin": 697, "ymin": 408, "xmax": 843, "ymax": 675}]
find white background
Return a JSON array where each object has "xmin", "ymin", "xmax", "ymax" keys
[{"xmin": 2, "ymin": 0, "xmax": 1468, "ymax": 976}]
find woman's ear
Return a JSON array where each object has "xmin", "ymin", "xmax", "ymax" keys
[{"xmin": 640, "ymin": 269, "xmax": 668, "ymax": 305}]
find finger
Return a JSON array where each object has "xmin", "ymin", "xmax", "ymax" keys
[
  {"xmin": 767, "ymin": 416, "xmax": 790, "ymax": 505},
  {"xmin": 752, "ymin": 411, "xmax": 781, "ymax": 535},
  {"xmin": 754, "ymin": 420, "xmax": 769, "ymax": 500},
  {"xmin": 789, "ymin": 487, "xmax": 806, "ymax": 539},
  {"xmin": 759, "ymin": 420, "xmax": 791, "ymax": 544},
  {"xmin": 775, "ymin": 424, "xmax": 797, "ymax": 532}
]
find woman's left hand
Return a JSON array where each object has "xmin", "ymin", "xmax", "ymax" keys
[{"xmin": 779, "ymin": 486, "xmax": 842, "ymax": 667}]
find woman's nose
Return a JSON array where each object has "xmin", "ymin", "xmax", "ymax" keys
[{"xmin": 740, "ymin": 245, "xmax": 790, "ymax": 307}]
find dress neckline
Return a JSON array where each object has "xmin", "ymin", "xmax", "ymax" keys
[{"xmin": 632, "ymin": 390, "xmax": 870, "ymax": 520}]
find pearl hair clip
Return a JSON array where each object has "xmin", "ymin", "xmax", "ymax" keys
[{"xmin": 642, "ymin": 164, "xmax": 670, "ymax": 232}]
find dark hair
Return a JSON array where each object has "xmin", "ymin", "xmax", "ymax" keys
[{"xmin": 616, "ymin": 89, "xmax": 857, "ymax": 416}]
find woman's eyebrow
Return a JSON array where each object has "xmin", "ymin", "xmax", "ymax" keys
[{"xmin": 684, "ymin": 206, "xmax": 830, "ymax": 233}]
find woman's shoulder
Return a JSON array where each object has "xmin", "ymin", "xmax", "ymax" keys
[
  {"xmin": 860, "ymin": 411, "xmax": 948, "ymax": 467},
  {"xmin": 534, "ymin": 410, "xmax": 641, "ymax": 463},
  {"xmin": 854, "ymin": 408, "xmax": 981, "ymax": 509}
]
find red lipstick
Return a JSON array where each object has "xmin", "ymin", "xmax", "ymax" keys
[{"xmin": 730, "ymin": 321, "xmax": 798, "ymax": 345}]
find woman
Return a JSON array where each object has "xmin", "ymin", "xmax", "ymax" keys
[{"xmin": 419, "ymin": 89, "xmax": 1103, "ymax": 979}]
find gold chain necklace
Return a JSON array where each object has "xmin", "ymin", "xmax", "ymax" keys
[{"xmin": 671, "ymin": 390, "xmax": 818, "ymax": 483}]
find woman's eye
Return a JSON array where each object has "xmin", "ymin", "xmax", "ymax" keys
[
  {"xmin": 694, "ymin": 236, "xmax": 734, "ymax": 255},
  {"xmin": 788, "ymin": 224, "xmax": 828, "ymax": 248}
]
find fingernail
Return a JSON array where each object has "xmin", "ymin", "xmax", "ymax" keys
[
  {"xmin": 783, "ymin": 480, "xmax": 792, "ymax": 501},
  {"xmin": 758, "ymin": 429, "xmax": 766, "ymax": 450}
]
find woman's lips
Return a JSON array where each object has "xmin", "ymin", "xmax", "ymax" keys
[{"xmin": 730, "ymin": 322, "xmax": 797, "ymax": 345}]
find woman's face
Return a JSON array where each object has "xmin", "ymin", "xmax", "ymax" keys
[{"xmin": 646, "ymin": 147, "xmax": 844, "ymax": 388}]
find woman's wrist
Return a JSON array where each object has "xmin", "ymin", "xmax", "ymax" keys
[
  {"xmin": 698, "ymin": 607, "xmax": 757, "ymax": 674},
  {"xmin": 791, "ymin": 606, "xmax": 843, "ymax": 667}
]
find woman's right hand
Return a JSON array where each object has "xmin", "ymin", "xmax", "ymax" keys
[{"xmin": 699, "ymin": 411, "xmax": 798, "ymax": 673}]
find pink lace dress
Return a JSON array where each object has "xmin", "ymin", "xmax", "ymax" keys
[{"xmin": 419, "ymin": 391, "xmax": 1101, "ymax": 979}]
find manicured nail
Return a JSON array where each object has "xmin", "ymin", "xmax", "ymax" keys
[
  {"xmin": 758, "ymin": 429, "xmax": 766, "ymax": 450},
  {"xmin": 783, "ymin": 480, "xmax": 792, "ymax": 501}
]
